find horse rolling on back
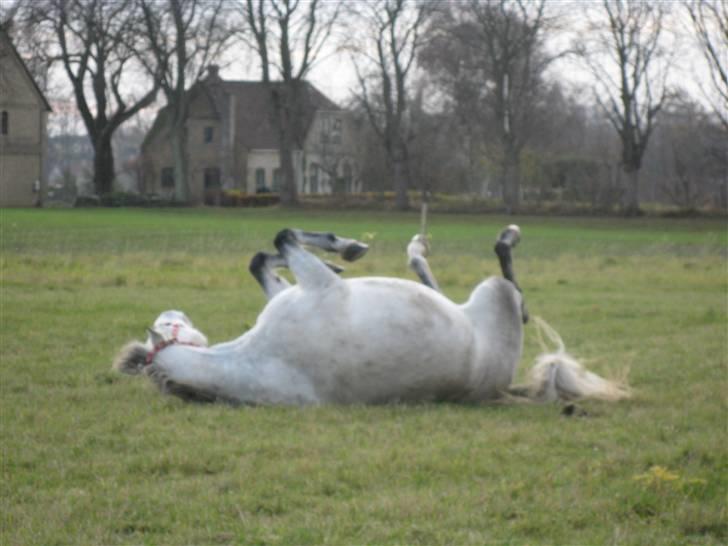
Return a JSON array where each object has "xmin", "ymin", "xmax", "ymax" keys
[{"xmin": 114, "ymin": 226, "xmax": 629, "ymax": 405}]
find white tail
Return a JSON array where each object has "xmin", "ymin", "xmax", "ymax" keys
[{"xmin": 520, "ymin": 317, "xmax": 630, "ymax": 402}]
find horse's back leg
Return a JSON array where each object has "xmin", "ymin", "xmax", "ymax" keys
[
  {"xmin": 407, "ymin": 234, "xmax": 441, "ymax": 292},
  {"xmin": 275, "ymin": 229, "xmax": 342, "ymax": 291},
  {"xmin": 494, "ymin": 225, "xmax": 528, "ymax": 323}
]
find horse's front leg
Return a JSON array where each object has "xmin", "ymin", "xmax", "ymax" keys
[
  {"xmin": 407, "ymin": 234, "xmax": 441, "ymax": 292},
  {"xmin": 292, "ymin": 229, "xmax": 369, "ymax": 262},
  {"xmin": 274, "ymin": 229, "xmax": 344, "ymax": 291},
  {"xmin": 249, "ymin": 252, "xmax": 292, "ymax": 301},
  {"xmin": 249, "ymin": 229, "xmax": 366, "ymax": 301}
]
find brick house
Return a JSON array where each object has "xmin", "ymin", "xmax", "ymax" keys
[
  {"xmin": 140, "ymin": 67, "xmax": 361, "ymax": 204},
  {"xmin": 0, "ymin": 27, "xmax": 51, "ymax": 207}
]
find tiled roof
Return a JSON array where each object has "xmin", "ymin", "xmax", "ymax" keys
[
  {"xmin": 0, "ymin": 27, "xmax": 52, "ymax": 112},
  {"xmin": 143, "ymin": 78, "xmax": 340, "ymax": 150}
]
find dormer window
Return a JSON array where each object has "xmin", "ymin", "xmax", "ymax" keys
[{"xmin": 1, "ymin": 111, "xmax": 8, "ymax": 135}]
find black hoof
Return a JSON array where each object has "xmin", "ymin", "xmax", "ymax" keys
[
  {"xmin": 562, "ymin": 403, "xmax": 589, "ymax": 418},
  {"xmin": 341, "ymin": 242, "xmax": 369, "ymax": 262},
  {"xmin": 248, "ymin": 252, "xmax": 268, "ymax": 274},
  {"xmin": 496, "ymin": 225, "xmax": 521, "ymax": 248},
  {"xmin": 274, "ymin": 229, "xmax": 297, "ymax": 252}
]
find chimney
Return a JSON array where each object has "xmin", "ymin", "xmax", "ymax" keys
[{"xmin": 207, "ymin": 64, "xmax": 220, "ymax": 81}]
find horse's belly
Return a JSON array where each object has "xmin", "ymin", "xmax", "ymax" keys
[{"xmin": 259, "ymin": 278, "xmax": 476, "ymax": 403}]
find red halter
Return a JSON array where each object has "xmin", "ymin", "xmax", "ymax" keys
[{"xmin": 145, "ymin": 323, "xmax": 203, "ymax": 365}]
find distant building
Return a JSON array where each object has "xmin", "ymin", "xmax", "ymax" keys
[
  {"xmin": 0, "ymin": 27, "xmax": 52, "ymax": 207},
  {"xmin": 140, "ymin": 67, "xmax": 361, "ymax": 204},
  {"xmin": 47, "ymin": 134, "xmax": 93, "ymax": 193}
]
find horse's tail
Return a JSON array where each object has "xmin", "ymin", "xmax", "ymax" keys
[
  {"xmin": 113, "ymin": 341, "xmax": 149, "ymax": 375},
  {"xmin": 510, "ymin": 317, "xmax": 630, "ymax": 402}
]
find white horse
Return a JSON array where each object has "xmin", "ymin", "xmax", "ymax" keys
[{"xmin": 114, "ymin": 226, "xmax": 629, "ymax": 405}]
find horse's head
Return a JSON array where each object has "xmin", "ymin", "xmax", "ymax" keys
[
  {"xmin": 149, "ymin": 310, "xmax": 209, "ymax": 348},
  {"xmin": 113, "ymin": 310, "xmax": 208, "ymax": 376}
]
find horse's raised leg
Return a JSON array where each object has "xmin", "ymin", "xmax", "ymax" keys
[
  {"xmin": 495, "ymin": 224, "xmax": 528, "ymax": 323},
  {"xmin": 249, "ymin": 252, "xmax": 291, "ymax": 300},
  {"xmin": 249, "ymin": 230, "xmax": 366, "ymax": 300},
  {"xmin": 292, "ymin": 229, "xmax": 369, "ymax": 262},
  {"xmin": 275, "ymin": 229, "xmax": 342, "ymax": 291},
  {"xmin": 407, "ymin": 234, "xmax": 441, "ymax": 292}
]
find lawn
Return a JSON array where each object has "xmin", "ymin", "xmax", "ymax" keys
[{"xmin": 1, "ymin": 207, "xmax": 726, "ymax": 545}]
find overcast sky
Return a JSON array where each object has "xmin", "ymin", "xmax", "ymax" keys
[
  {"xmin": 214, "ymin": 3, "xmax": 717, "ymax": 110},
  {"xmin": 44, "ymin": 1, "xmax": 723, "ymax": 135}
]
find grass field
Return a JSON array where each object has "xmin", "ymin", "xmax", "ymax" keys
[{"xmin": 1, "ymin": 208, "xmax": 726, "ymax": 545}]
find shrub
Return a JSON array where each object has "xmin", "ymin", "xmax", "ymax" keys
[{"xmin": 219, "ymin": 190, "xmax": 281, "ymax": 207}]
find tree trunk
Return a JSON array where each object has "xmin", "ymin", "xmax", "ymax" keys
[
  {"xmin": 392, "ymin": 158, "xmax": 410, "ymax": 210},
  {"xmin": 269, "ymin": 86, "xmax": 299, "ymax": 207},
  {"xmin": 502, "ymin": 143, "xmax": 521, "ymax": 214},
  {"xmin": 278, "ymin": 122, "xmax": 298, "ymax": 206},
  {"xmin": 389, "ymin": 139, "xmax": 410, "ymax": 210},
  {"xmin": 171, "ymin": 124, "xmax": 190, "ymax": 203},
  {"xmin": 622, "ymin": 166, "xmax": 641, "ymax": 216},
  {"xmin": 93, "ymin": 134, "xmax": 115, "ymax": 196}
]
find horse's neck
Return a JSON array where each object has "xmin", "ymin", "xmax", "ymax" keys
[{"xmin": 152, "ymin": 336, "xmax": 319, "ymax": 405}]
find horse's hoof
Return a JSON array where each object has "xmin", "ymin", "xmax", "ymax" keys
[
  {"xmin": 342, "ymin": 242, "xmax": 369, "ymax": 262},
  {"xmin": 561, "ymin": 403, "xmax": 589, "ymax": 418},
  {"xmin": 274, "ymin": 229, "xmax": 297, "ymax": 251},
  {"xmin": 496, "ymin": 225, "xmax": 521, "ymax": 248}
]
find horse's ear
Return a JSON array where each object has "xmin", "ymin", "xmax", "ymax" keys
[{"xmin": 147, "ymin": 328, "xmax": 165, "ymax": 345}]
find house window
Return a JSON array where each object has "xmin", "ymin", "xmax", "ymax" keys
[
  {"xmin": 321, "ymin": 116, "xmax": 342, "ymax": 144},
  {"xmin": 255, "ymin": 168, "xmax": 267, "ymax": 192},
  {"xmin": 161, "ymin": 167, "xmax": 174, "ymax": 189},
  {"xmin": 204, "ymin": 167, "xmax": 221, "ymax": 189},
  {"xmin": 309, "ymin": 163, "xmax": 319, "ymax": 193},
  {"xmin": 204, "ymin": 126, "xmax": 214, "ymax": 143},
  {"xmin": 1, "ymin": 111, "xmax": 7, "ymax": 135},
  {"xmin": 273, "ymin": 168, "xmax": 282, "ymax": 192}
]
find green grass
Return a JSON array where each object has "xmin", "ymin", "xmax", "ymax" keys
[{"xmin": 1, "ymin": 208, "xmax": 726, "ymax": 545}]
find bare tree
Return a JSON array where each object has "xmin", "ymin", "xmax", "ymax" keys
[
  {"xmin": 241, "ymin": 0, "xmax": 341, "ymax": 206},
  {"xmin": 137, "ymin": 0, "xmax": 233, "ymax": 203},
  {"xmin": 685, "ymin": 0, "xmax": 728, "ymax": 130},
  {"xmin": 579, "ymin": 0, "xmax": 673, "ymax": 216},
  {"xmin": 463, "ymin": 0, "xmax": 556, "ymax": 212},
  {"xmin": 351, "ymin": 0, "xmax": 433, "ymax": 210},
  {"xmin": 17, "ymin": 0, "xmax": 159, "ymax": 197},
  {"xmin": 648, "ymin": 95, "xmax": 727, "ymax": 211},
  {"xmin": 418, "ymin": 1, "xmax": 561, "ymax": 211}
]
